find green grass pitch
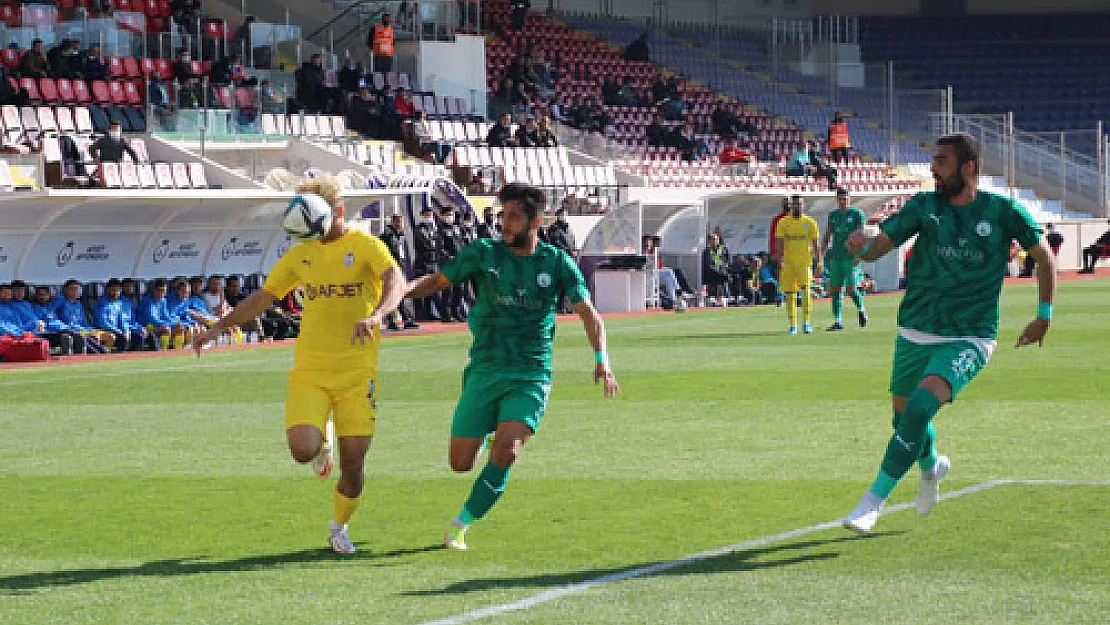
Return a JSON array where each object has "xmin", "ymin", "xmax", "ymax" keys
[{"xmin": 1, "ymin": 278, "xmax": 1107, "ymax": 624}]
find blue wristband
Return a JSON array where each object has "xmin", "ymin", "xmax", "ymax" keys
[
  {"xmin": 595, "ymin": 351, "xmax": 609, "ymax": 366},
  {"xmin": 1037, "ymin": 302, "xmax": 1052, "ymax": 321}
]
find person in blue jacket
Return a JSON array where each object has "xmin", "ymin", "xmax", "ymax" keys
[
  {"xmin": 0, "ymin": 283, "xmax": 28, "ymax": 338},
  {"xmin": 52, "ymin": 279, "xmax": 111, "ymax": 353},
  {"xmin": 95, "ymin": 278, "xmax": 150, "ymax": 351},
  {"xmin": 137, "ymin": 279, "xmax": 187, "ymax": 349},
  {"xmin": 27, "ymin": 284, "xmax": 83, "ymax": 355}
]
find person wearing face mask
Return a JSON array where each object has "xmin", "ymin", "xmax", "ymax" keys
[
  {"xmin": 773, "ymin": 195, "xmax": 821, "ymax": 334},
  {"xmin": 414, "ymin": 206, "xmax": 445, "ymax": 321},
  {"xmin": 91, "ymin": 122, "xmax": 139, "ymax": 165},
  {"xmin": 438, "ymin": 206, "xmax": 468, "ymax": 322},
  {"xmin": 545, "ymin": 208, "xmax": 577, "ymax": 313},
  {"xmin": 477, "ymin": 208, "xmax": 501, "ymax": 240}
]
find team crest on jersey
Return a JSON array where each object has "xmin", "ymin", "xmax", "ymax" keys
[
  {"xmin": 976, "ymin": 221, "xmax": 992, "ymax": 237},
  {"xmin": 343, "ymin": 252, "xmax": 355, "ymax": 266},
  {"xmin": 536, "ymin": 272, "xmax": 552, "ymax": 287}
]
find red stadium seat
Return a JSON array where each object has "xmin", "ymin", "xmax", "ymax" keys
[
  {"xmin": 73, "ymin": 79, "xmax": 92, "ymax": 104},
  {"xmin": 115, "ymin": 0, "xmax": 134, "ymax": 12},
  {"xmin": 123, "ymin": 80, "xmax": 143, "ymax": 105},
  {"xmin": 38, "ymin": 78, "xmax": 59, "ymax": 103},
  {"xmin": 156, "ymin": 0, "xmax": 171, "ymax": 16},
  {"xmin": 0, "ymin": 5, "xmax": 20, "ymax": 27},
  {"xmin": 108, "ymin": 81, "xmax": 127, "ymax": 104},
  {"xmin": 107, "ymin": 56, "xmax": 126, "ymax": 78},
  {"xmin": 1, "ymin": 48, "xmax": 21, "ymax": 70},
  {"xmin": 123, "ymin": 56, "xmax": 141, "ymax": 78},
  {"xmin": 154, "ymin": 58, "xmax": 172, "ymax": 80},
  {"xmin": 212, "ymin": 85, "xmax": 232, "ymax": 108},
  {"xmin": 90, "ymin": 80, "xmax": 111, "ymax": 104},
  {"xmin": 234, "ymin": 87, "xmax": 256, "ymax": 108},
  {"xmin": 19, "ymin": 77, "xmax": 40, "ymax": 103},
  {"xmin": 202, "ymin": 19, "xmax": 224, "ymax": 40},
  {"xmin": 143, "ymin": 0, "xmax": 158, "ymax": 15},
  {"xmin": 55, "ymin": 78, "xmax": 76, "ymax": 103},
  {"xmin": 187, "ymin": 60, "xmax": 203, "ymax": 76},
  {"xmin": 140, "ymin": 57, "xmax": 156, "ymax": 77}
]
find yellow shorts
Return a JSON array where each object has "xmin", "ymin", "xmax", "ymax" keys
[
  {"xmin": 286, "ymin": 367, "xmax": 378, "ymax": 438},
  {"xmin": 779, "ymin": 263, "xmax": 812, "ymax": 293}
]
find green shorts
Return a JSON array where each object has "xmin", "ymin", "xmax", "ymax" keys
[
  {"xmin": 889, "ymin": 335, "xmax": 990, "ymax": 401},
  {"xmin": 826, "ymin": 258, "xmax": 861, "ymax": 289},
  {"xmin": 450, "ymin": 367, "xmax": 552, "ymax": 438}
]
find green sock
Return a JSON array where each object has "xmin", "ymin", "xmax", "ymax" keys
[
  {"xmin": 831, "ymin": 292, "xmax": 843, "ymax": 322},
  {"xmin": 459, "ymin": 462, "xmax": 511, "ymax": 524},
  {"xmin": 850, "ymin": 288, "xmax": 864, "ymax": 311},
  {"xmin": 875, "ymin": 389, "xmax": 942, "ymax": 496},
  {"xmin": 918, "ymin": 423, "xmax": 938, "ymax": 472}
]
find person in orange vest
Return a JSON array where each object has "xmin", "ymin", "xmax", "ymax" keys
[
  {"xmin": 367, "ymin": 13, "xmax": 395, "ymax": 74},
  {"xmin": 828, "ymin": 113, "xmax": 851, "ymax": 163}
]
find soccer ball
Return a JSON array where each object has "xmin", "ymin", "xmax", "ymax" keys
[{"xmin": 283, "ymin": 193, "xmax": 333, "ymax": 242}]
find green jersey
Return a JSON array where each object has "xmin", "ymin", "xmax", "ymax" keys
[
  {"xmin": 826, "ymin": 207, "xmax": 867, "ymax": 261},
  {"xmin": 880, "ymin": 191, "xmax": 1042, "ymax": 340},
  {"xmin": 441, "ymin": 238, "xmax": 589, "ymax": 378}
]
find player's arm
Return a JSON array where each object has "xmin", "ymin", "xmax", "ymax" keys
[
  {"xmin": 573, "ymin": 299, "xmax": 620, "ymax": 398},
  {"xmin": 1016, "ymin": 237, "xmax": 1056, "ymax": 348},
  {"xmin": 405, "ymin": 272, "xmax": 452, "ymax": 298},
  {"xmin": 811, "ymin": 235, "xmax": 823, "ymax": 270},
  {"xmin": 774, "ymin": 236, "xmax": 784, "ymax": 266},
  {"xmin": 192, "ymin": 289, "xmax": 274, "ymax": 355},
  {"xmin": 820, "ymin": 223, "xmax": 832, "ymax": 256},
  {"xmin": 353, "ymin": 263, "xmax": 407, "ymax": 344},
  {"xmin": 846, "ymin": 231, "xmax": 895, "ymax": 262}
]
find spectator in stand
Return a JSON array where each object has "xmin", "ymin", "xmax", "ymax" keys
[
  {"xmin": 232, "ymin": 15, "xmax": 255, "ymax": 57},
  {"xmin": 348, "ymin": 86, "xmax": 381, "ymax": 138},
  {"xmin": 201, "ymin": 275, "xmax": 228, "ymax": 317},
  {"xmin": 408, "ymin": 110, "xmax": 451, "ymax": 163},
  {"xmin": 338, "ymin": 58, "xmax": 362, "ymax": 93},
  {"xmin": 486, "ymin": 113, "xmax": 518, "ymax": 148},
  {"xmin": 535, "ymin": 116, "xmax": 558, "ymax": 147},
  {"xmin": 1079, "ymin": 219, "xmax": 1110, "ymax": 274},
  {"xmin": 295, "ymin": 54, "xmax": 327, "ymax": 113},
  {"xmin": 91, "ymin": 122, "xmax": 139, "ymax": 165},
  {"xmin": 94, "ymin": 278, "xmax": 149, "ymax": 351},
  {"xmin": 437, "ymin": 205, "xmax": 468, "ymax": 322},
  {"xmin": 368, "ymin": 13, "xmax": 396, "ymax": 73},
  {"xmin": 52, "ymin": 279, "xmax": 112, "ymax": 352},
  {"xmin": 601, "ymin": 76, "xmax": 620, "ymax": 106},
  {"xmin": 259, "ymin": 79, "xmax": 284, "ymax": 114},
  {"xmin": 210, "ymin": 54, "xmax": 253, "ymax": 87},
  {"xmin": 677, "ymin": 123, "xmax": 710, "ymax": 162},
  {"xmin": 719, "ymin": 136, "xmax": 754, "ymax": 170},
  {"xmin": 786, "ymin": 140, "xmax": 837, "ymax": 188},
  {"xmin": 148, "ymin": 76, "xmax": 175, "ymax": 128},
  {"xmin": 476, "ymin": 207, "xmax": 501, "ymax": 240},
  {"xmin": 828, "ymin": 113, "xmax": 851, "ymax": 163},
  {"xmin": 172, "ymin": 48, "xmax": 202, "ymax": 109},
  {"xmin": 120, "ymin": 278, "xmax": 140, "ymax": 306},
  {"xmin": 488, "ymin": 78, "xmax": 515, "ymax": 121},
  {"xmin": 646, "ymin": 113, "xmax": 671, "ymax": 148},
  {"xmin": 510, "ymin": 82, "xmax": 530, "ymax": 110},
  {"xmin": 701, "ymin": 232, "xmax": 730, "ymax": 306},
  {"xmin": 514, "ymin": 116, "xmax": 541, "ymax": 147},
  {"xmin": 509, "ymin": 0, "xmax": 530, "ymax": 31},
  {"xmin": 615, "ymin": 77, "xmax": 641, "ymax": 107},
  {"xmin": 82, "ymin": 43, "xmax": 108, "ymax": 80},
  {"xmin": 47, "ymin": 39, "xmax": 67, "ymax": 77},
  {"xmin": 0, "ymin": 65, "xmax": 29, "ymax": 106},
  {"xmin": 137, "ymin": 278, "xmax": 187, "ymax": 349},
  {"xmin": 379, "ymin": 213, "xmax": 419, "ymax": 331},
  {"xmin": 711, "ymin": 106, "xmax": 756, "ymax": 138},
  {"xmin": 18, "ymin": 39, "xmax": 50, "ymax": 78},
  {"xmin": 394, "ymin": 87, "xmax": 417, "ymax": 119},
  {"xmin": 623, "ymin": 33, "xmax": 650, "ymax": 62}
]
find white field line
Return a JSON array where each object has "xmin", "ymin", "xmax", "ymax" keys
[{"xmin": 418, "ymin": 479, "xmax": 1109, "ymax": 625}]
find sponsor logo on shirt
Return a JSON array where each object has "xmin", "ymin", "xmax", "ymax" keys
[
  {"xmin": 343, "ymin": 252, "xmax": 355, "ymax": 267},
  {"xmin": 495, "ymin": 289, "xmax": 544, "ymax": 310},
  {"xmin": 976, "ymin": 221, "xmax": 992, "ymax": 237},
  {"xmin": 303, "ymin": 282, "xmax": 365, "ymax": 300},
  {"xmin": 536, "ymin": 272, "xmax": 552, "ymax": 287}
]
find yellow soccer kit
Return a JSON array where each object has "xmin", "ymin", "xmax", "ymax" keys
[
  {"xmin": 263, "ymin": 230, "xmax": 397, "ymax": 438},
  {"xmin": 775, "ymin": 215, "xmax": 820, "ymax": 292}
]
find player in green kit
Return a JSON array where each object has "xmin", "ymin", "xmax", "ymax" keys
[
  {"xmin": 405, "ymin": 183, "xmax": 621, "ymax": 550},
  {"xmin": 821, "ymin": 187, "xmax": 868, "ymax": 331},
  {"xmin": 841, "ymin": 134, "xmax": 1056, "ymax": 532}
]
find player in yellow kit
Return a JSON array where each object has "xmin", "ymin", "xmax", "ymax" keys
[
  {"xmin": 192, "ymin": 178, "xmax": 406, "ymax": 554},
  {"xmin": 774, "ymin": 195, "xmax": 822, "ymax": 334}
]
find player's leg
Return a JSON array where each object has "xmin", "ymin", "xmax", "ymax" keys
[
  {"xmin": 827, "ymin": 285, "xmax": 844, "ymax": 330},
  {"xmin": 800, "ymin": 266, "xmax": 813, "ymax": 333},
  {"xmin": 324, "ymin": 370, "xmax": 380, "ymax": 554},
  {"xmin": 780, "ymin": 264, "xmax": 799, "ymax": 332},
  {"xmin": 447, "ymin": 379, "xmax": 548, "ymax": 550},
  {"xmin": 285, "ymin": 370, "xmax": 332, "ymax": 470},
  {"xmin": 849, "ymin": 263, "xmax": 868, "ymax": 326}
]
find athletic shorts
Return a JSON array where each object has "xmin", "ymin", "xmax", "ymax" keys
[
  {"xmin": 826, "ymin": 259, "xmax": 861, "ymax": 289},
  {"xmin": 779, "ymin": 263, "xmax": 812, "ymax": 293},
  {"xmin": 286, "ymin": 367, "xmax": 378, "ymax": 438},
  {"xmin": 889, "ymin": 336, "xmax": 989, "ymax": 401},
  {"xmin": 450, "ymin": 368, "xmax": 551, "ymax": 438}
]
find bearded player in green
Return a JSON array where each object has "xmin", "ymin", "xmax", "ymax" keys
[
  {"xmin": 842, "ymin": 133, "xmax": 1056, "ymax": 532},
  {"xmin": 821, "ymin": 187, "xmax": 868, "ymax": 331},
  {"xmin": 406, "ymin": 183, "xmax": 621, "ymax": 550}
]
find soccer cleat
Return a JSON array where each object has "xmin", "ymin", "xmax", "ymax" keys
[
  {"xmin": 328, "ymin": 520, "xmax": 356, "ymax": 554},
  {"xmin": 803, "ymin": 322, "xmax": 812, "ymax": 334},
  {"xmin": 916, "ymin": 455, "xmax": 951, "ymax": 516},
  {"xmin": 444, "ymin": 522, "xmax": 468, "ymax": 550},
  {"xmin": 859, "ymin": 309, "xmax": 869, "ymax": 327},
  {"xmin": 843, "ymin": 492, "xmax": 885, "ymax": 533},
  {"xmin": 827, "ymin": 322, "xmax": 844, "ymax": 331},
  {"xmin": 788, "ymin": 326, "xmax": 798, "ymax": 335},
  {"xmin": 312, "ymin": 443, "xmax": 334, "ymax": 478}
]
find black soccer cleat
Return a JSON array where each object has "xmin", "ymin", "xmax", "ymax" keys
[{"xmin": 858, "ymin": 310, "xmax": 869, "ymax": 328}]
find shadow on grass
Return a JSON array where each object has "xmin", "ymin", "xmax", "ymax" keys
[
  {"xmin": 623, "ymin": 331, "xmax": 792, "ymax": 344},
  {"xmin": 403, "ymin": 531, "xmax": 903, "ymax": 597},
  {"xmin": 0, "ymin": 543, "xmax": 443, "ymax": 593}
]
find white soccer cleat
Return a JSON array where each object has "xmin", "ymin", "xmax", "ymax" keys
[
  {"xmin": 328, "ymin": 520, "xmax": 356, "ymax": 554},
  {"xmin": 312, "ymin": 442, "xmax": 334, "ymax": 478},
  {"xmin": 843, "ymin": 492, "xmax": 885, "ymax": 533},
  {"xmin": 916, "ymin": 455, "xmax": 951, "ymax": 516},
  {"xmin": 444, "ymin": 522, "xmax": 468, "ymax": 551}
]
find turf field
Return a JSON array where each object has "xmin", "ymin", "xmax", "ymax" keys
[{"xmin": 1, "ymin": 278, "xmax": 1108, "ymax": 625}]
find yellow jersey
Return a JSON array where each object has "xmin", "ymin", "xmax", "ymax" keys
[
  {"xmin": 263, "ymin": 230, "xmax": 397, "ymax": 371},
  {"xmin": 775, "ymin": 215, "xmax": 820, "ymax": 267}
]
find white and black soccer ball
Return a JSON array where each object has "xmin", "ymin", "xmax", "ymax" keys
[{"xmin": 283, "ymin": 193, "xmax": 333, "ymax": 242}]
